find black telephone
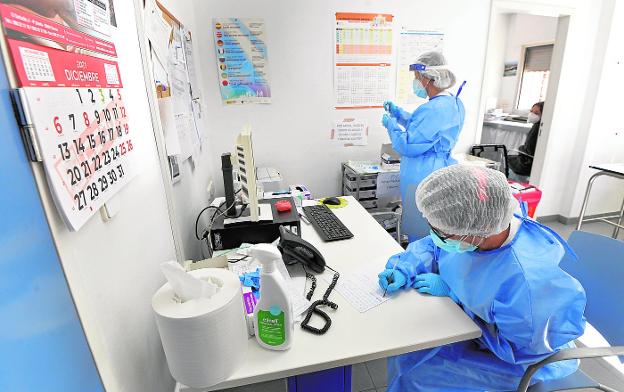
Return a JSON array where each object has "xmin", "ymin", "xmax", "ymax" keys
[{"xmin": 277, "ymin": 225, "xmax": 326, "ymax": 273}]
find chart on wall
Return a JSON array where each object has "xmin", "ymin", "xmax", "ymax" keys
[
  {"xmin": 0, "ymin": 2, "xmax": 136, "ymax": 231},
  {"xmin": 212, "ymin": 18, "xmax": 271, "ymax": 105},
  {"xmin": 395, "ymin": 29, "xmax": 444, "ymax": 104},
  {"xmin": 334, "ymin": 12, "xmax": 394, "ymax": 109}
]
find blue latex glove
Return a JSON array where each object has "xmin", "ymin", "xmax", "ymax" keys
[
  {"xmin": 378, "ymin": 269, "xmax": 407, "ymax": 293},
  {"xmin": 383, "ymin": 100, "xmax": 397, "ymax": 114},
  {"xmin": 382, "ymin": 113, "xmax": 398, "ymax": 130},
  {"xmin": 413, "ymin": 273, "xmax": 451, "ymax": 297}
]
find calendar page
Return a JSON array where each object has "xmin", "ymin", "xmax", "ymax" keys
[
  {"xmin": 22, "ymin": 87, "xmax": 136, "ymax": 230},
  {"xmin": 0, "ymin": 3, "xmax": 138, "ymax": 230}
]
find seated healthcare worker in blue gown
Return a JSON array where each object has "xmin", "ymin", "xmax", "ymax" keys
[
  {"xmin": 382, "ymin": 51, "xmax": 466, "ymax": 241},
  {"xmin": 378, "ymin": 165, "xmax": 587, "ymax": 391}
]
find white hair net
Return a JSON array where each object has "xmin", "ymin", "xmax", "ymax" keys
[
  {"xmin": 416, "ymin": 165, "xmax": 517, "ymax": 237},
  {"xmin": 414, "ymin": 51, "xmax": 456, "ymax": 90}
]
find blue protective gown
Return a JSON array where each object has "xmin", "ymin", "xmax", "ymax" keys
[
  {"xmin": 387, "ymin": 93, "xmax": 465, "ymax": 240},
  {"xmin": 385, "ymin": 206, "xmax": 587, "ymax": 391}
]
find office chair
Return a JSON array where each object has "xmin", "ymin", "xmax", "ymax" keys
[
  {"xmin": 470, "ymin": 144, "xmax": 509, "ymax": 177},
  {"xmin": 517, "ymin": 231, "xmax": 624, "ymax": 391}
]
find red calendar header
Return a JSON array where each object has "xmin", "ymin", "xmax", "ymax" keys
[
  {"xmin": 8, "ymin": 39, "xmax": 122, "ymax": 88},
  {"xmin": 0, "ymin": 4, "xmax": 117, "ymax": 57}
]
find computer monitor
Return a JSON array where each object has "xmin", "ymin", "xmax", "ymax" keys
[{"xmin": 234, "ymin": 126, "xmax": 259, "ymax": 222}]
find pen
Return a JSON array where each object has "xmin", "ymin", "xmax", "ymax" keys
[{"xmin": 383, "ymin": 259, "xmax": 400, "ymax": 298}]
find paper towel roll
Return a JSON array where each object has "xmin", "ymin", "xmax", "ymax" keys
[{"xmin": 152, "ymin": 268, "xmax": 248, "ymax": 388}]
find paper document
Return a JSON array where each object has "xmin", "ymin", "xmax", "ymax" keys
[
  {"xmin": 334, "ymin": 13, "xmax": 394, "ymax": 109},
  {"xmin": 324, "ymin": 268, "xmax": 390, "ymax": 313},
  {"xmin": 144, "ymin": 0, "xmax": 171, "ymax": 64},
  {"xmin": 396, "ymin": 29, "xmax": 444, "ymax": 104},
  {"xmin": 331, "ymin": 118, "xmax": 368, "ymax": 146}
]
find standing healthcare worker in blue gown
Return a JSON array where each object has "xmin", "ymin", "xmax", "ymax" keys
[
  {"xmin": 378, "ymin": 165, "xmax": 587, "ymax": 391},
  {"xmin": 382, "ymin": 51, "xmax": 466, "ymax": 241}
]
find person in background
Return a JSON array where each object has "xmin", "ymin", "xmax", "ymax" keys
[
  {"xmin": 378, "ymin": 165, "xmax": 586, "ymax": 391},
  {"xmin": 382, "ymin": 51, "xmax": 466, "ymax": 242},
  {"xmin": 508, "ymin": 101, "xmax": 545, "ymax": 178}
]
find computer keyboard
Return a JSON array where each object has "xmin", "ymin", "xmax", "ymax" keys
[{"xmin": 302, "ymin": 205, "xmax": 354, "ymax": 241}]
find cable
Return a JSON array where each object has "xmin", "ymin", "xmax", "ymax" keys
[
  {"xmin": 300, "ymin": 265, "xmax": 340, "ymax": 335},
  {"xmin": 194, "ymin": 189, "xmax": 244, "ymax": 240},
  {"xmin": 205, "ymin": 203, "xmax": 248, "ymax": 257},
  {"xmin": 228, "ymin": 255, "xmax": 249, "ymax": 264},
  {"xmin": 195, "ymin": 205, "xmax": 224, "ymax": 240}
]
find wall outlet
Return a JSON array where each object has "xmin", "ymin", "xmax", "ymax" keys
[{"xmin": 207, "ymin": 180, "xmax": 215, "ymax": 200}]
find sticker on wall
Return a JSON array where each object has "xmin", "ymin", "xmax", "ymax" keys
[
  {"xmin": 331, "ymin": 118, "xmax": 368, "ymax": 146},
  {"xmin": 212, "ymin": 18, "xmax": 271, "ymax": 105}
]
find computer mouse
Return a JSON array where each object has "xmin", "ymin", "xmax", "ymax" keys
[{"xmin": 322, "ymin": 197, "xmax": 341, "ymax": 206}]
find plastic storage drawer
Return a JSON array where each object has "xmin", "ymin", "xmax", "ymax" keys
[{"xmin": 343, "ymin": 172, "xmax": 377, "ymax": 188}]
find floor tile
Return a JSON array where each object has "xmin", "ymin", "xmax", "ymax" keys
[
  {"xmin": 365, "ymin": 358, "xmax": 388, "ymax": 388},
  {"xmin": 352, "ymin": 362, "xmax": 375, "ymax": 392}
]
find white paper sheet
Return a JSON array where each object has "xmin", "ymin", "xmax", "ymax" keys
[
  {"xmin": 324, "ymin": 266, "xmax": 390, "ymax": 313},
  {"xmin": 158, "ymin": 97, "xmax": 182, "ymax": 156},
  {"xmin": 396, "ymin": 29, "xmax": 444, "ymax": 104},
  {"xmin": 376, "ymin": 171, "xmax": 401, "ymax": 198},
  {"xmin": 144, "ymin": 0, "xmax": 171, "ymax": 64},
  {"xmin": 331, "ymin": 118, "xmax": 368, "ymax": 146}
]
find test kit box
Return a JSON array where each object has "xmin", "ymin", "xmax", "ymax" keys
[{"xmin": 210, "ymin": 197, "xmax": 301, "ymax": 250}]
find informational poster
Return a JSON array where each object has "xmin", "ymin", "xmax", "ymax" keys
[
  {"xmin": 0, "ymin": 2, "xmax": 136, "ymax": 231},
  {"xmin": 212, "ymin": 18, "xmax": 271, "ymax": 105},
  {"xmin": 334, "ymin": 13, "xmax": 394, "ymax": 109},
  {"xmin": 331, "ymin": 118, "xmax": 368, "ymax": 146},
  {"xmin": 395, "ymin": 29, "xmax": 444, "ymax": 104}
]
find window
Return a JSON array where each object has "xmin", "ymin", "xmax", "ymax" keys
[{"xmin": 516, "ymin": 44, "xmax": 553, "ymax": 110}]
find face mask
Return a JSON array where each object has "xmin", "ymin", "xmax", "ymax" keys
[
  {"xmin": 430, "ymin": 229, "xmax": 478, "ymax": 253},
  {"xmin": 413, "ymin": 78, "xmax": 428, "ymax": 99},
  {"xmin": 527, "ymin": 112, "xmax": 541, "ymax": 124}
]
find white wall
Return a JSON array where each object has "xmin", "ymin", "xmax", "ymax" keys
[
  {"xmin": 32, "ymin": 1, "xmax": 178, "ymax": 391},
  {"xmin": 189, "ymin": 0, "xmax": 492, "ymax": 199},
  {"xmin": 530, "ymin": 0, "xmax": 621, "ymax": 218},
  {"xmin": 498, "ymin": 14, "xmax": 558, "ymax": 111},
  {"xmin": 482, "ymin": 13, "xmax": 510, "ymax": 109},
  {"xmin": 565, "ymin": 0, "xmax": 624, "ymax": 217}
]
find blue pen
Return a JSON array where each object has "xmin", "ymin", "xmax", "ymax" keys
[{"xmin": 383, "ymin": 258, "xmax": 400, "ymax": 298}]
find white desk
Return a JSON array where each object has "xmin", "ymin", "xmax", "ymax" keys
[
  {"xmin": 207, "ymin": 196, "xmax": 481, "ymax": 390},
  {"xmin": 482, "ymin": 119, "xmax": 532, "ymax": 151}
]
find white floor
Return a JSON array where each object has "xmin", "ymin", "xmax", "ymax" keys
[{"xmin": 220, "ymin": 221, "xmax": 624, "ymax": 392}]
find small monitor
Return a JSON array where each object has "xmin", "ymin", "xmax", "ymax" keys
[{"xmin": 234, "ymin": 126, "xmax": 259, "ymax": 222}]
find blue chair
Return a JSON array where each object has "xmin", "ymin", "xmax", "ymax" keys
[{"xmin": 517, "ymin": 231, "xmax": 624, "ymax": 391}]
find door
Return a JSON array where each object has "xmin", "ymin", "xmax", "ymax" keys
[{"xmin": 0, "ymin": 52, "xmax": 104, "ymax": 391}]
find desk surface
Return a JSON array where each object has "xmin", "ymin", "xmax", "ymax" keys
[
  {"xmin": 208, "ymin": 196, "xmax": 481, "ymax": 390},
  {"xmin": 589, "ymin": 163, "xmax": 624, "ymax": 176},
  {"xmin": 483, "ymin": 118, "xmax": 533, "ymax": 131}
]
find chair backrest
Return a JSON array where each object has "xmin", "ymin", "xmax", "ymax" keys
[
  {"xmin": 560, "ymin": 230, "xmax": 624, "ymax": 348},
  {"xmin": 470, "ymin": 144, "xmax": 509, "ymax": 177}
]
